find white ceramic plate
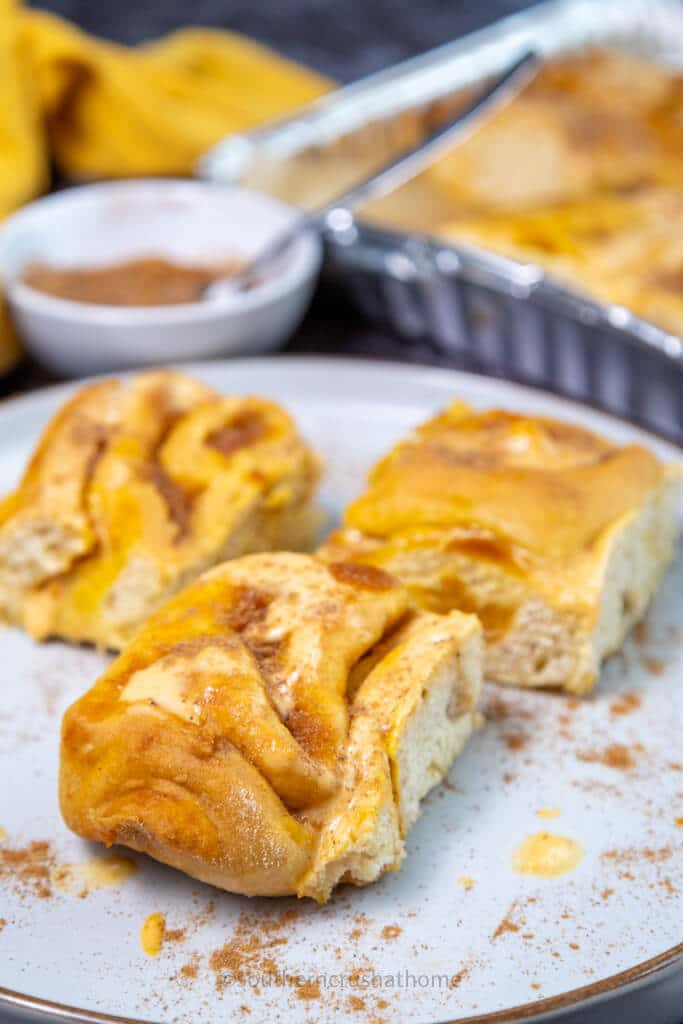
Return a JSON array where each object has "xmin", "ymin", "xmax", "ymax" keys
[{"xmin": 0, "ymin": 357, "xmax": 681, "ymax": 1024}]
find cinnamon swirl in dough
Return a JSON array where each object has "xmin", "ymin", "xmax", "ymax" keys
[
  {"xmin": 59, "ymin": 552, "xmax": 483, "ymax": 901},
  {"xmin": 0, "ymin": 371, "xmax": 320, "ymax": 649},
  {"xmin": 319, "ymin": 404, "xmax": 680, "ymax": 695}
]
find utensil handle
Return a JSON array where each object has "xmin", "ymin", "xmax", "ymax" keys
[
  {"xmin": 321, "ymin": 48, "xmax": 538, "ymax": 220},
  {"xmin": 232, "ymin": 50, "xmax": 538, "ymax": 290}
]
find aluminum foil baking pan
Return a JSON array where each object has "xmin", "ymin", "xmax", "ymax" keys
[{"xmin": 201, "ymin": 0, "xmax": 683, "ymax": 442}]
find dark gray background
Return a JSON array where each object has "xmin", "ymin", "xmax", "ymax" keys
[{"xmin": 30, "ymin": 0, "xmax": 541, "ymax": 81}]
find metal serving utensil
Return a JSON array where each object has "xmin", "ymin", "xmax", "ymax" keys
[{"xmin": 205, "ymin": 49, "xmax": 538, "ymax": 299}]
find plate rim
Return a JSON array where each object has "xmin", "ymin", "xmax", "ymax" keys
[
  {"xmin": 2, "ymin": 944, "xmax": 681, "ymax": 1024},
  {"xmin": 1, "ymin": 353, "xmax": 681, "ymax": 1024},
  {"xmin": 0, "ymin": 354, "xmax": 680, "ymax": 454}
]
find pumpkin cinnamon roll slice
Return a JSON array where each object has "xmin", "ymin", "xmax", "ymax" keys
[
  {"xmin": 60, "ymin": 552, "xmax": 483, "ymax": 900},
  {"xmin": 318, "ymin": 402, "xmax": 680, "ymax": 695},
  {"xmin": 0, "ymin": 370, "xmax": 321, "ymax": 649}
]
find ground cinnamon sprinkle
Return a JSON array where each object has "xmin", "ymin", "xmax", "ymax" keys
[
  {"xmin": 162, "ymin": 923, "xmax": 187, "ymax": 943},
  {"xmin": 294, "ymin": 979, "xmax": 321, "ymax": 1001},
  {"xmin": 0, "ymin": 918, "xmax": 6, "ymax": 930},
  {"xmin": 641, "ymin": 656, "xmax": 665, "ymax": 676},
  {"xmin": 610, "ymin": 692, "xmax": 641, "ymax": 717},
  {"xmin": 260, "ymin": 908, "xmax": 300, "ymax": 933},
  {"xmin": 602, "ymin": 845, "xmax": 672, "ymax": 867},
  {"xmin": 503, "ymin": 731, "xmax": 528, "ymax": 752},
  {"xmin": 210, "ymin": 933, "xmax": 283, "ymax": 991},
  {"xmin": 492, "ymin": 917, "xmax": 520, "ymax": 941},
  {"xmin": 449, "ymin": 963, "xmax": 471, "ymax": 989},
  {"xmin": 348, "ymin": 995, "xmax": 366, "ymax": 1012},
  {"xmin": 492, "ymin": 900, "xmax": 523, "ymax": 941},
  {"xmin": 192, "ymin": 897, "xmax": 216, "ymax": 930},
  {"xmin": 0, "ymin": 840, "xmax": 56, "ymax": 900},
  {"xmin": 577, "ymin": 743, "xmax": 636, "ymax": 771},
  {"xmin": 482, "ymin": 689, "xmax": 534, "ymax": 723},
  {"xmin": 633, "ymin": 620, "xmax": 650, "ymax": 645},
  {"xmin": 348, "ymin": 964, "xmax": 374, "ymax": 987},
  {"xmin": 166, "ymin": 900, "xmax": 216, "ymax": 980},
  {"xmin": 557, "ymin": 718, "xmax": 573, "ymax": 741},
  {"xmin": 380, "ymin": 924, "xmax": 402, "ymax": 940},
  {"xmin": 209, "ymin": 910, "xmax": 295, "ymax": 993},
  {"xmin": 174, "ymin": 956, "xmax": 200, "ymax": 985},
  {"xmin": 347, "ymin": 912, "xmax": 373, "ymax": 942}
]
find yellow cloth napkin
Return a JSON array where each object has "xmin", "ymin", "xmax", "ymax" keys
[{"xmin": 0, "ymin": 0, "xmax": 332, "ymax": 372}]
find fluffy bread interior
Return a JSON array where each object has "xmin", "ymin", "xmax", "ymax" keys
[
  {"xmin": 485, "ymin": 470, "xmax": 680, "ymax": 693},
  {"xmin": 592, "ymin": 471, "xmax": 680, "ymax": 664},
  {"xmin": 299, "ymin": 610, "xmax": 483, "ymax": 901}
]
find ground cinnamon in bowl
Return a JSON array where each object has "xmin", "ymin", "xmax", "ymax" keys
[{"xmin": 21, "ymin": 255, "xmax": 244, "ymax": 307}]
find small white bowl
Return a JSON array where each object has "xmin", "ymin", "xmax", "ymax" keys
[{"xmin": 0, "ymin": 179, "xmax": 321, "ymax": 376}]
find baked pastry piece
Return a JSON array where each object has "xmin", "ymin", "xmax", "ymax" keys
[
  {"xmin": 59, "ymin": 552, "xmax": 483, "ymax": 901},
  {"xmin": 0, "ymin": 371, "xmax": 321, "ymax": 649},
  {"xmin": 439, "ymin": 187, "xmax": 683, "ymax": 339},
  {"xmin": 319, "ymin": 404, "xmax": 680, "ymax": 695},
  {"xmin": 423, "ymin": 50, "xmax": 683, "ymax": 214},
  {"xmin": 361, "ymin": 49, "xmax": 683, "ymax": 339}
]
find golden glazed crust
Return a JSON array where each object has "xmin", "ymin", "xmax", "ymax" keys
[
  {"xmin": 343, "ymin": 404, "xmax": 665, "ymax": 559},
  {"xmin": 318, "ymin": 403, "xmax": 680, "ymax": 694},
  {"xmin": 0, "ymin": 370, "xmax": 321, "ymax": 649},
  {"xmin": 59, "ymin": 552, "xmax": 483, "ymax": 901}
]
